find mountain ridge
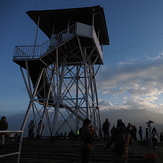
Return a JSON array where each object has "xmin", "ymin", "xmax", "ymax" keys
[
  {"xmin": 2, "ymin": 108, "xmax": 163, "ymax": 139},
  {"xmin": 100, "ymin": 108, "xmax": 163, "ymax": 139}
]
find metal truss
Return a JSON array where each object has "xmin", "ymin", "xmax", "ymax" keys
[{"xmin": 20, "ymin": 43, "xmax": 102, "ymax": 137}]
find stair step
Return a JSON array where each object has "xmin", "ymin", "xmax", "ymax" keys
[{"xmin": 0, "ymin": 139, "xmax": 145, "ymax": 163}]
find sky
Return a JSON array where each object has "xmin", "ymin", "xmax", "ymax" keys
[{"xmin": 1, "ymin": 0, "xmax": 163, "ymax": 116}]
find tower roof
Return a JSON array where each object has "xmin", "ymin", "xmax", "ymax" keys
[{"xmin": 26, "ymin": 5, "xmax": 109, "ymax": 45}]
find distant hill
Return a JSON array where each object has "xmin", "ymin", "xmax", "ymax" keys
[
  {"xmin": 100, "ymin": 109, "xmax": 163, "ymax": 139},
  {"xmin": 6, "ymin": 114, "xmax": 24, "ymax": 130},
  {"xmin": 4, "ymin": 108, "xmax": 163, "ymax": 139},
  {"xmin": 101, "ymin": 108, "xmax": 163, "ymax": 125}
]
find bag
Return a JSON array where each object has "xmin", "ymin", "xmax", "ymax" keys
[{"xmin": 86, "ymin": 143, "xmax": 93, "ymax": 150}]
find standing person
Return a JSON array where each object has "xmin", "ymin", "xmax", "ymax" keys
[
  {"xmin": 0, "ymin": 116, "xmax": 8, "ymax": 145},
  {"xmin": 146, "ymin": 120, "xmax": 154, "ymax": 146},
  {"xmin": 127, "ymin": 123, "xmax": 133, "ymax": 134},
  {"xmin": 138, "ymin": 126, "xmax": 143, "ymax": 141},
  {"xmin": 103, "ymin": 118, "xmax": 110, "ymax": 140},
  {"xmin": 111, "ymin": 125, "xmax": 115, "ymax": 135},
  {"xmin": 28, "ymin": 120, "xmax": 35, "ymax": 138},
  {"xmin": 159, "ymin": 132, "xmax": 163, "ymax": 143},
  {"xmin": 64, "ymin": 132, "xmax": 67, "ymax": 139},
  {"xmin": 68, "ymin": 130, "xmax": 75, "ymax": 139},
  {"xmin": 79, "ymin": 119, "xmax": 94, "ymax": 163},
  {"xmin": 132, "ymin": 125, "xmax": 137, "ymax": 141},
  {"xmin": 104, "ymin": 119, "xmax": 134, "ymax": 163},
  {"xmin": 145, "ymin": 128, "xmax": 148, "ymax": 141},
  {"xmin": 37, "ymin": 120, "xmax": 44, "ymax": 139},
  {"xmin": 152, "ymin": 127, "xmax": 158, "ymax": 148}
]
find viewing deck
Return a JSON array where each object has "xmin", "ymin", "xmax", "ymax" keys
[{"xmin": 13, "ymin": 22, "xmax": 104, "ymax": 69}]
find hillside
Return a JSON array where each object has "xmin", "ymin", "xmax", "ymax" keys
[
  {"xmin": 3, "ymin": 108, "xmax": 163, "ymax": 139},
  {"xmin": 101, "ymin": 109, "xmax": 163, "ymax": 138}
]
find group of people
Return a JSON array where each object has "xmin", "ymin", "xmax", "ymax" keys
[
  {"xmin": 79, "ymin": 118, "xmax": 163, "ymax": 163},
  {"xmin": 79, "ymin": 118, "xmax": 134, "ymax": 163},
  {"xmin": 28, "ymin": 119, "xmax": 44, "ymax": 138},
  {"xmin": 1, "ymin": 115, "xmax": 162, "ymax": 163},
  {"xmin": 55, "ymin": 131, "xmax": 67, "ymax": 139},
  {"xmin": 123, "ymin": 123, "xmax": 161, "ymax": 148}
]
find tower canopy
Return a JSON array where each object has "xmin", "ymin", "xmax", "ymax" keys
[{"xmin": 26, "ymin": 5, "xmax": 109, "ymax": 45}]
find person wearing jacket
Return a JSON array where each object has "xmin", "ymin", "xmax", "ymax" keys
[
  {"xmin": 0, "ymin": 116, "xmax": 8, "ymax": 145},
  {"xmin": 152, "ymin": 127, "xmax": 158, "ymax": 148},
  {"xmin": 103, "ymin": 118, "xmax": 110, "ymax": 140},
  {"xmin": 79, "ymin": 119, "xmax": 94, "ymax": 163},
  {"xmin": 104, "ymin": 119, "xmax": 134, "ymax": 163},
  {"xmin": 28, "ymin": 120, "xmax": 35, "ymax": 138}
]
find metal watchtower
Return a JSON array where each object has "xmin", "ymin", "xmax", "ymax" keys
[{"xmin": 13, "ymin": 5, "xmax": 109, "ymax": 137}]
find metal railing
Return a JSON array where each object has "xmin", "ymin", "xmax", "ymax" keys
[
  {"xmin": 0, "ymin": 130, "xmax": 23, "ymax": 163},
  {"xmin": 13, "ymin": 23, "xmax": 76, "ymax": 60}
]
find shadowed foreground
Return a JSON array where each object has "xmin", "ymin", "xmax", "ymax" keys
[{"xmin": 0, "ymin": 138, "xmax": 163, "ymax": 163}]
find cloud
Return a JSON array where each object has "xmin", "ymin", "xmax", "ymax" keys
[
  {"xmin": 97, "ymin": 54, "xmax": 163, "ymax": 114},
  {"xmin": 99, "ymin": 97, "xmax": 163, "ymax": 114},
  {"xmin": 145, "ymin": 52, "xmax": 163, "ymax": 60},
  {"xmin": 99, "ymin": 99, "xmax": 117, "ymax": 106},
  {"xmin": 97, "ymin": 59, "xmax": 163, "ymax": 97}
]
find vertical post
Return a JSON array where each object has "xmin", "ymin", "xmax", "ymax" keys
[
  {"xmin": 67, "ymin": 21, "xmax": 70, "ymax": 33},
  {"xmin": 75, "ymin": 65, "xmax": 79, "ymax": 131},
  {"xmin": 83, "ymin": 49, "xmax": 89, "ymax": 118},
  {"xmin": 92, "ymin": 65, "xmax": 102, "ymax": 135},
  {"xmin": 52, "ymin": 48, "xmax": 59, "ymax": 136},
  {"xmin": 92, "ymin": 10, "xmax": 94, "ymax": 27},
  {"xmin": 88, "ymin": 66, "xmax": 96, "ymax": 125},
  {"xmin": 33, "ymin": 16, "xmax": 40, "ymax": 57}
]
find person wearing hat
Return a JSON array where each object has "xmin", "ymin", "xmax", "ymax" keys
[
  {"xmin": 104, "ymin": 119, "xmax": 134, "ymax": 163},
  {"xmin": 0, "ymin": 116, "xmax": 8, "ymax": 145},
  {"xmin": 79, "ymin": 119, "xmax": 94, "ymax": 163}
]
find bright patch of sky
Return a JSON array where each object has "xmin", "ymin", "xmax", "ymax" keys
[{"xmin": 0, "ymin": 0, "xmax": 163, "ymax": 115}]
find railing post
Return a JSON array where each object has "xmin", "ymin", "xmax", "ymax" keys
[{"xmin": 0, "ymin": 130, "xmax": 23, "ymax": 163}]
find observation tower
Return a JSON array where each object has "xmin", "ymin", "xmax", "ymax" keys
[{"xmin": 13, "ymin": 6, "xmax": 109, "ymax": 137}]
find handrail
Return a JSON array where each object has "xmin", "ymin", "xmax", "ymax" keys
[
  {"xmin": 0, "ymin": 130, "xmax": 23, "ymax": 163},
  {"xmin": 13, "ymin": 23, "xmax": 76, "ymax": 60},
  {"xmin": 0, "ymin": 130, "xmax": 23, "ymax": 133},
  {"xmin": 0, "ymin": 152, "xmax": 20, "ymax": 158}
]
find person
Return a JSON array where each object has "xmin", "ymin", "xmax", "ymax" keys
[
  {"xmin": 151, "ymin": 127, "xmax": 158, "ymax": 148},
  {"xmin": 104, "ymin": 119, "xmax": 134, "ymax": 163},
  {"xmin": 102, "ymin": 118, "xmax": 110, "ymax": 140},
  {"xmin": 132, "ymin": 125, "xmax": 137, "ymax": 141},
  {"xmin": 68, "ymin": 130, "xmax": 75, "ymax": 139},
  {"xmin": 159, "ymin": 132, "xmax": 163, "ymax": 143},
  {"xmin": 28, "ymin": 120, "xmax": 35, "ymax": 138},
  {"xmin": 37, "ymin": 120, "xmax": 44, "ymax": 139},
  {"xmin": 60, "ymin": 132, "xmax": 63, "ymax": 139},
  {"xmin": 79, "ymin": 119, "xmax": 94, "ymax": 163},
  {"xmin": 127, "ymin": 123, "xmax": 133, "ymax": 135},
  {"xmin": 0, "ymin": 116, "xmax": 8, "ymax": 145},
  {"xmin": 111, "ymin": 125, "xmax": 115, "ymax": 135},
  {"xmin": 64, "ymin": 132, "xmax": 67, "ymax": 139},
  {"xmin": 146, "ymin": 120, "xmax": 153, "ymax": 146},
  {"xmin": 138, "ymin": 126, "xmax": 143, "ymax": 141},
  {"xmin": 145, "ymin": 128, "xmax": 148, "ymax": 141}
]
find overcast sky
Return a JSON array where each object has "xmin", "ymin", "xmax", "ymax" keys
[{"xmin": 1, "ymin": 0, "xmax": 163, "ymax": 116}]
